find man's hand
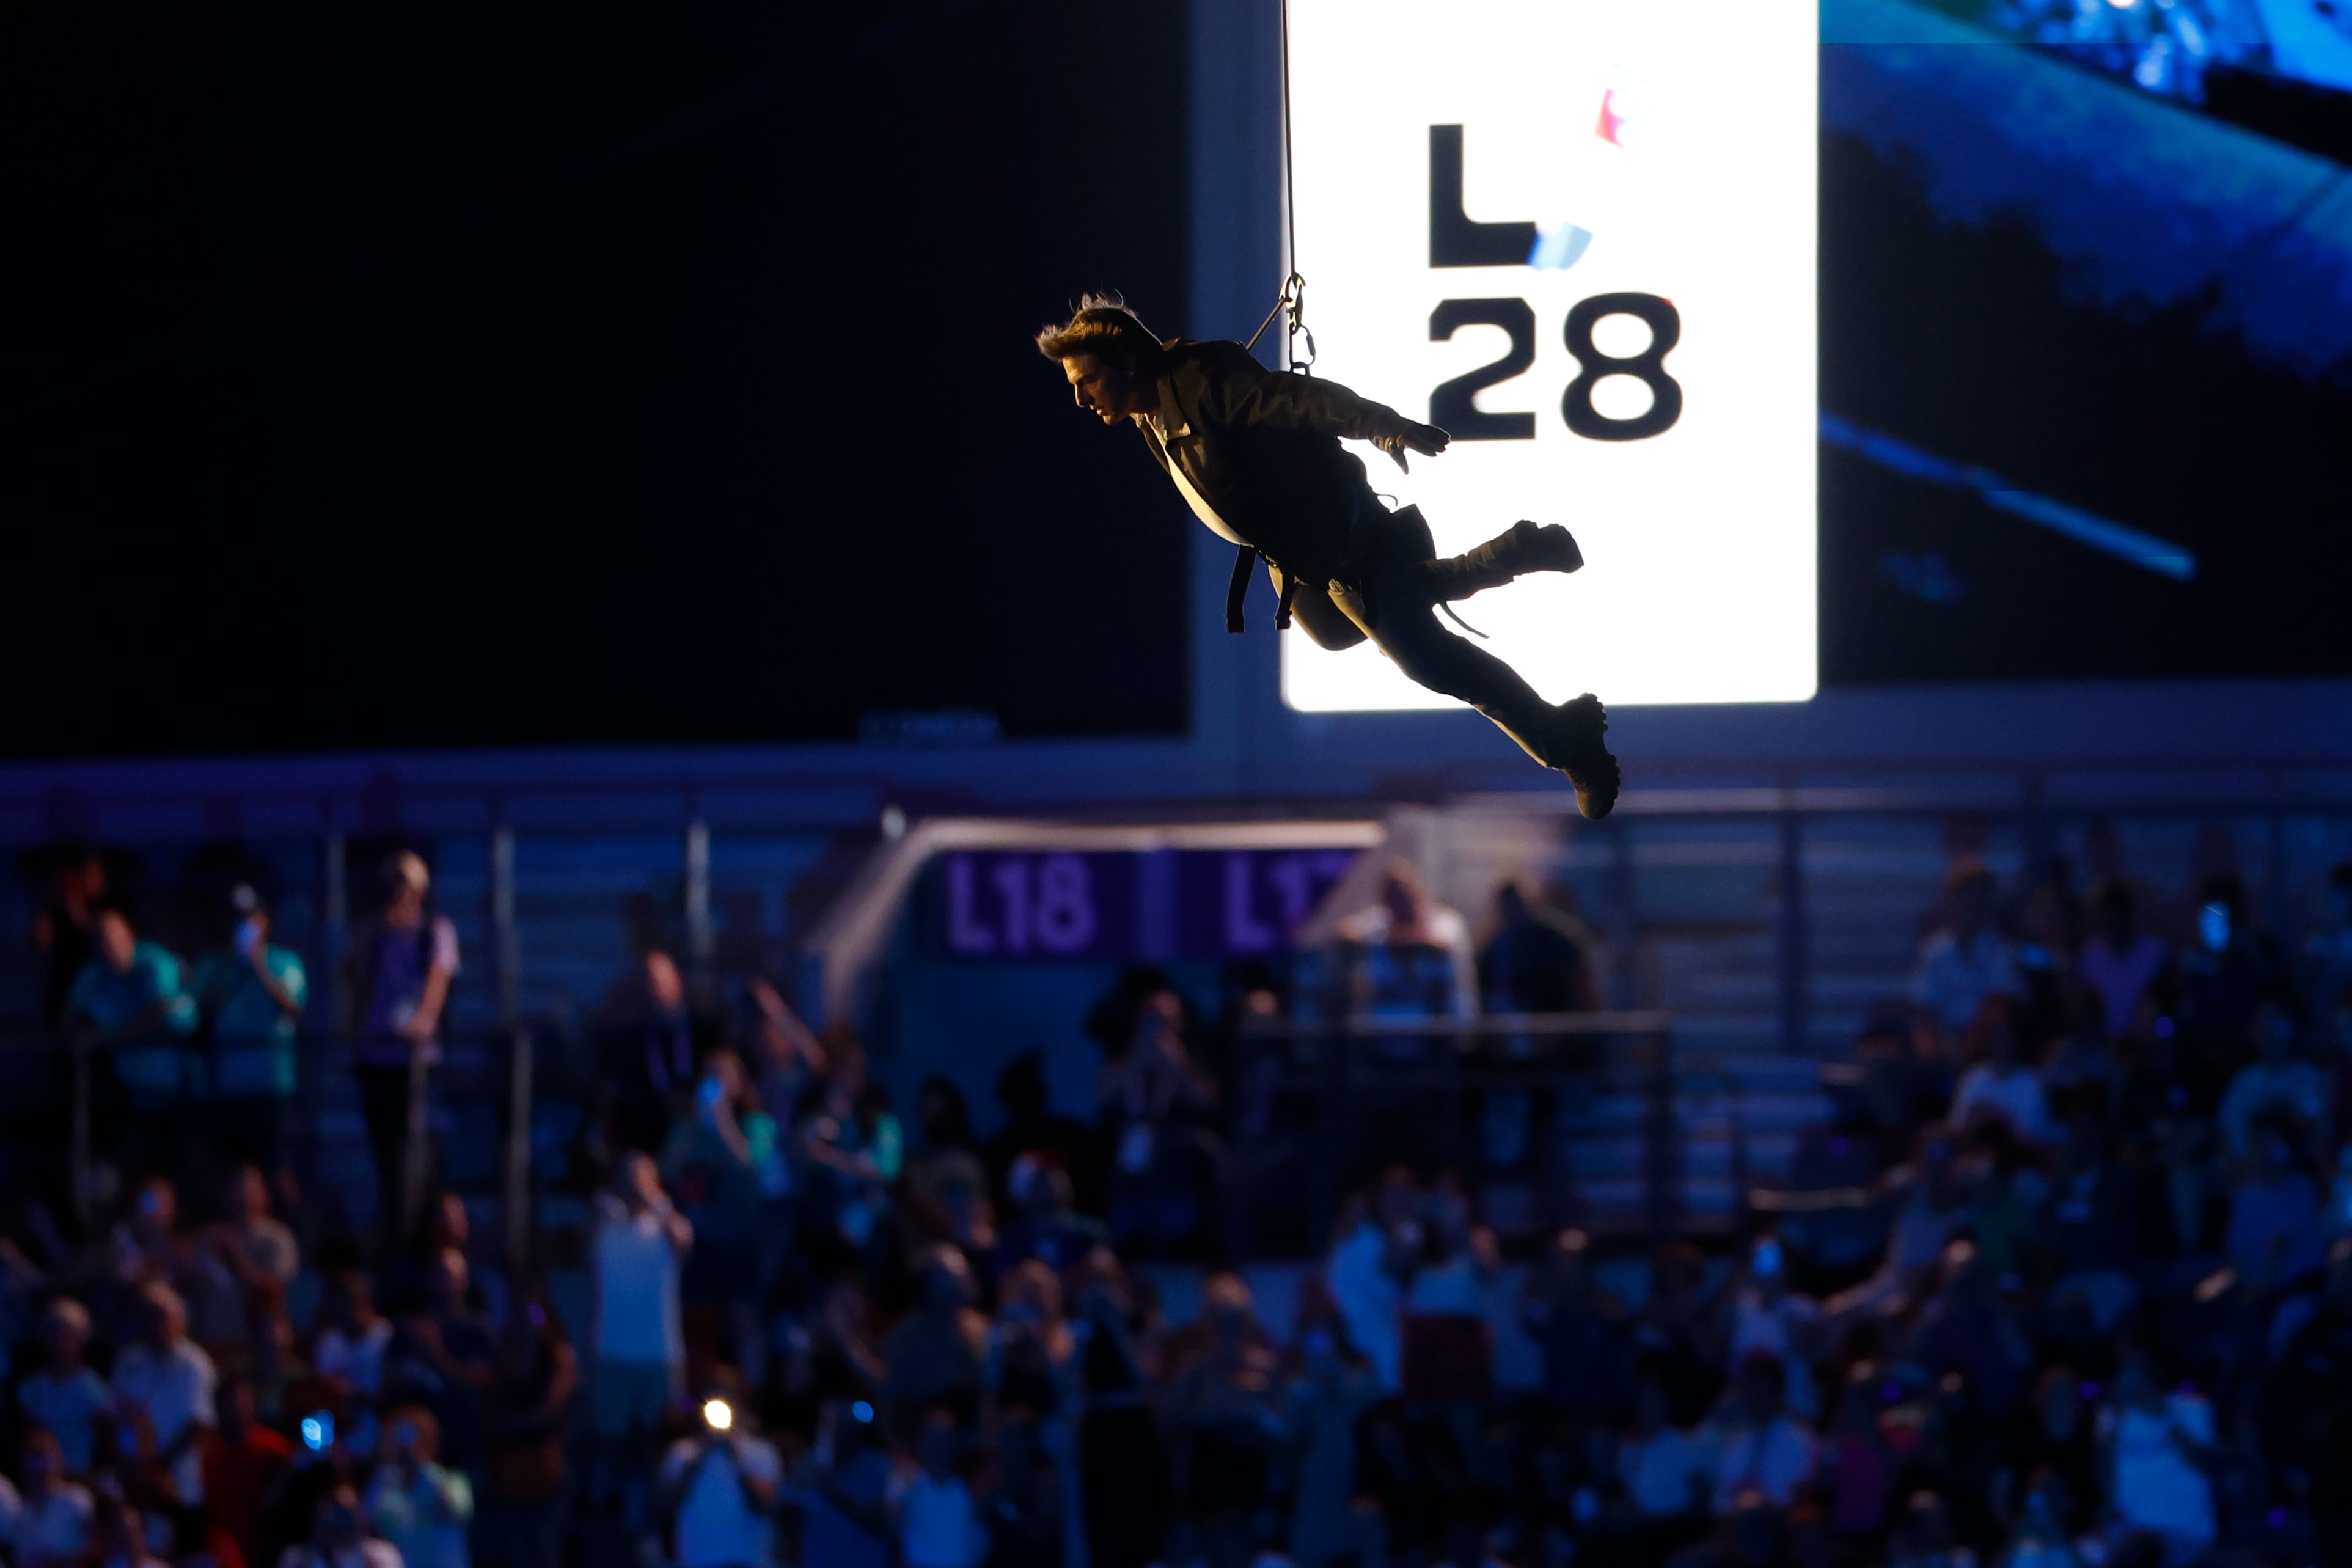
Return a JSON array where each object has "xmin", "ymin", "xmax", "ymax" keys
[{"xmin": 1372, "ymin": 420, "xmax": 1450, "ymax": 473}]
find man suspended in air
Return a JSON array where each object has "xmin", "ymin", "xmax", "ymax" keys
[{"xmin": 1039, "ymin": 294, "xmax": 1619, "ymax": 818}]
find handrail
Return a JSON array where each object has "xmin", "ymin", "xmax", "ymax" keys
[
  {"xmin": 1226, "ymin": 1010, "xmax": 1680, "ymax": 1250},
  {"xmin": 1237, "ymin": 1009, "xmax": 1671, "ymax": 1039},
  {"xmin": 10, "ymin": 1027, "xmax": 535, "ymax": 1250}
]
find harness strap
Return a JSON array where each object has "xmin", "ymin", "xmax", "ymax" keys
[
  {"xmin": 1225, "ymin": 546, "xmax": 1258, "ymax": 634},
  {"xmin": 1225, "ymin": 546, "xmax": 1305, "ymax": 633}
]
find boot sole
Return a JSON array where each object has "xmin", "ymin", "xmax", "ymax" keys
[{"xmin": 1555, "ymin": 692, "xmax": 1619, "ymax": 819}]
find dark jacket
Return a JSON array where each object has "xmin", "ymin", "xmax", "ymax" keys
[{"xmin": 1136, "ymin": 340, "xmax": 1416, "ymax": 590}]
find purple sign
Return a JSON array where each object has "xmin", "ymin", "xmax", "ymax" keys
[{"xmin": 934, "ymin": 847, "xmax": 1360, "ymax": 962}]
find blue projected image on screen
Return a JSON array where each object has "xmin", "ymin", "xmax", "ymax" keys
[
  {"xmin": 1989, "ymin": 0, "xmax": 2352, "ymax": 101},
  {"xmin": 1819, "ymin": 0, "xmax": 2352, "ymax": 685}
]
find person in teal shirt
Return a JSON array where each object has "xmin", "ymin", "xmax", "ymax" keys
[
  {"xmin": 194, "ymin": 886, "xmax": 309, "ymax": 1173},
  {"xmin": 64, "ymin": 902, "xmax": 198, "ymax": 1173}
]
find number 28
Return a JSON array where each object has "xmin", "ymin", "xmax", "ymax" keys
[{"xmin": 1430, "ymin": 292, "xmax": 1682, "ymax": 442}]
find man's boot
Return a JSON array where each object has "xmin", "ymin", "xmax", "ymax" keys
[
  {"xmin": 1424, "ymin": 519, "xmax": 1584, "ymax": 603},
  {"xmin": 1547, "ymin": 693, "xmax": 1621, "ymax": 821},
  {"xmin": 1475, "ymin": 690, "xmax": 1621, "ymax": 821}
]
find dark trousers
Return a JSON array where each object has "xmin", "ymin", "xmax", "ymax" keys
[
  {"xmin": 356, "ymin": 1058, "xmax": 431, "ymax": 1242},
  {"xmin": 1277, "ymin": 512, "xmax": 1564, "ymax": 766}
]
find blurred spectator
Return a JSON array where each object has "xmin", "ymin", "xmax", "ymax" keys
[
  {"xmin": 1324, "ymin": 1172, "xmax": 1415, "ymax": 1393},
  {"xmin": 1911, "ymin": 864, "xmax": 2019, "ymax": 1038},
  {"xmin": 796, "ymin": 1399, "xmax": 893, "ymax": 1568},
  {"xmin": 66, "ymin": 901, "xmax": 199, "ymax": 1171},
  {"xmin": 186, "ymin": 1166, "xmax": 299, "ymax": 1354},
  {"xmin": 1478, "ymin": 881, "xmax": 1599, "ymax": 1015},
  {"xmin": 2175, "ymin": 874, "xmax": 2282, "ymax": 1048},
  {"xmin": 381, "ymin": 1248, "xmax": 497, "ymax": 1476},
  {"xmin": 660, "ymin": 1372, "xmax": 780, "ymax": 1568},
  {"xmin": 590, "ymin": 1154, "xmax": 689, "ymax": 1446},
  {"xmin": 1714, "ymin": 1234, "xmax": 1823, "ymax": 1417},
  {"xmin": 1097, "ymin": 989, "xmax": 1218, "ymax": 1257},
  {"xmin": 741, "ymin": 977, "xmax": 825, "ymax": 1156},
  {"xmin": 1817, "ymin": 1365, "xmax": 1896, "ymax": 1550},
  {"xmin": 103, "ymin": 1176, "xmax": 188, "ymax": 1304},
  {"xmin": 996, "ymin": 1160, "xmax": 1105, "ymax": 1276},
  {"xmin": 982, "ymin": 1050, "xmax": 1094, "ymax": 1220},
  {"xmin": 598, "ymin": 950, "xmax": 702, "ymax": 1160},
  {"xmin": 93, "ymin": 1493, "xmax": 171, "ymax": 1568},
  {"xmin": 476, "ymin": 1302, "xmax": 577, "ymax": 1568},
  {"xmin": 18, "ymin": 1296, "xmax": 109, "ymax": 1475},
  {"xmin": 1947, "ymin": 997, "xmax": 2055, "ymax": 1146},
  {"xmin": 192, "ymin": 887, "xmax": 308, "ymax": 1174},
  {"xmin": 1162, "ymin": 1273, "xmax": 1280, "ymax": 1566},
  {"xmin": 1522, "ymin": 1227, "xmax": 1635, "ymax": 1427},
  {"xmin": 1886, "ymin": 1490, "xmax": 1974, "ymax": 1568},
  {"xmin": 202, "ymin": 1377, "xmax": 291, "ymax": 1568},
  {"xmin": 982, "ymin": 1259, "xmax": 1075, "ymax": 1427},
  {"xmin": 1400, "ymin": 1174, "xmax": 1497, "ymax": 1405},
  {"xmin": 2217, "ymin": 1004, "xmax": 2330, "ymax": 1156},
  {"xmin": 2223, "ymin": 1116, "xmax": 2326, "ymax": 1292},
  {"xmin": 1994, "ymin": 1475, "xmax": 2081, "ymax": 1567},
  {"xmin": 2002, "ymin": 1368, "xmax": 2098, "ymax": 1539},
  {"xmin": 0, "ymin": 1429, "xmax": 95, "ymax": 1568},
  {"xmin": 1068, "ymin": 1252, "xmax": 1168, "ymax": 1568},
  {"xmin": 883, "ymin": 1246, "xmax": 986, "ymax": 1433},
  {"xmin": 2077, "ymin": 880, "xmax": 2167, "ymax": 1043},
  {"xmin": 363, "ymin": 1405, "xmax": 472, "ymax": 1568},
  {"xmin": 887, "ymin": 1410, "xmax": 985, "ymax": 1568},
  {"xmin": 109, "ymin": 1281, "xmax": 218, "ymax": 1548},
  {"xmin": 902, "ymin": 1075, "xmax": 988, "ymax": 1249},
  {"xmin": 2100, "ymin": 1350, "xmax": 2218, "ymax": 1563},
  {"xmin": 1476, "ymin": 882, "xmax": 1598, "ymax": 1181},
  {"xmin": 792, "ymin": 1042, "xmax": 892, "ymax": 1261},
  {"xmin": 1282, "ymin": 1314, "xmax": 1381, "ymax": 1568},
  {"xmin": 1708, "ymin": 1352, "xmax": 1815, "ymax": 1512},
  {"xmin": 32, "ymin": 843, "xmax": 111, "ymax": 1033},
  {"xmin": 314, "ymin": 1271, "xmax": 392, "ymax": 1405},
  {"xmin": 665, "ymin": 1049, "xmax": 785, "ymax": 1359},
  {"xmin": 279, "ymin": 1484, "xmax": 399, "ymax": 1568},
  {"xmin": 1617, "ymin": 1376, "xmax": 1718, "ymax": 1539},
  {"xmin": 1333, "ymin": 864, "xmax": 1476, "ymax": 1028},
  {"xmin": 1903, "ymin": 1240, "xmax": 2032, "ymax": 1423},
  {"xmin": 346, "ymin": 851, "xmax": 459, "ymax": 1245}
]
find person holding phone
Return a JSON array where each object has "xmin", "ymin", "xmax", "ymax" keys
[
  {"xmin": 193, "ymin": 886, "xmax": 307, "ymax": 1174},
  {"xmin": 659, "ymin": 1373, "xmax": 781, "ymax": 1568}
]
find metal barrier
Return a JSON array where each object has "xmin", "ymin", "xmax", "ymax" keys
[
  {"xmin": 18, "ymin": 1025, "xmax": 535, "ymax": 1270},
  {"xmin": 1226, "ymin": 1011, "xmax": 1675, "ymax": 1253}
]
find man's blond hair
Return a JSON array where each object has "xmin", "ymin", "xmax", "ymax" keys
[{"xmin": 1035, "ymin": 291, "xmax": 1167, "ymax": 375}]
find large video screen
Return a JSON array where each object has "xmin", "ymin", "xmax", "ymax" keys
[
  {"xmin": 1815, "ymin": 0, "xmax": 2352, "ymax": 686},
  {"xmin": 1284, "ymin": 0, "xmax": 2352, "ymax": 709},
  {"xmin": 1283, "ymin": 0, "xmax": 1819, "ymax": 710}
]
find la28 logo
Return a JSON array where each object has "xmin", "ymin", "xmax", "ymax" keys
[
  {"xmin": 1426, "ymin": 124, "xmax": 1682, "ymax": 443},
  {"xmin": 1430, "ymin": 293, "xmax": 1681, "ymax": 442}
]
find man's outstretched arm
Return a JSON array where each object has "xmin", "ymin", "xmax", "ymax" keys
[{"xmin": 1206, "ymin": 362, "xmax": 1449, "ymax": 469}]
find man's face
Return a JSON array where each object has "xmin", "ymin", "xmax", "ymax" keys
[{"xmin": 1062, "ymin": 353, "xmax": 1144, "ymax": 424}]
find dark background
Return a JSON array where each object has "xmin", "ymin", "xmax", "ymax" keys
[
  {"xmin": 10, "ymin": 8, "xmax": 2350, "ymax": 760},
  {"xmin": 1817, "ymin": 126, "xmax": 2352, "ymax": 684},
  {"xmin": 4, "ymin": 2, "xmax": 1192, "ymax": 757}
]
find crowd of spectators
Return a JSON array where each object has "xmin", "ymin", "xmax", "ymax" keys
[{"xmin": 1, "ymin": 832, "xmax": 2347, "ymax": 1568}]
